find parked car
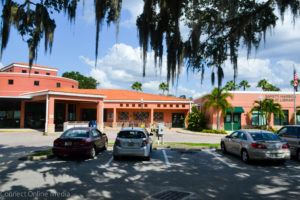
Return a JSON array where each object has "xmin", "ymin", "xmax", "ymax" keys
[
  {"xmin": 52, "ymin": 127, "xmax": 108, "ymax": 159},
  {"xmin": 221, "ymin": 129, "xmax": 290, "ymax": 163},
  {"xmin": 113, "ymin": 127, "xmax": 153, "ymax": 161},
  {"xmin": 276, "ymin": 125, "xmax": 300, "ymax": 161}
]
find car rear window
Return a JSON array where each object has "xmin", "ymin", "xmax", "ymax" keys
[
  {"xmin": 61, "ymin": 129, "xmax": 89, "ymax": 138},
  {"xmin": 118, "ymin": 131, "xmax": 146, "ymax": 139},
  {"xmin": 250, "ymin": 132, "xmax": 280, "ymax": 141}
]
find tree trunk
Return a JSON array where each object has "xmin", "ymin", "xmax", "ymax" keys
[{"xmin": 217, "ymin": 107, "xmax": 220, "ymax": 130}]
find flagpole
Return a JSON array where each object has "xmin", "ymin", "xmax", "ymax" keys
[{"xmin": 294, "ymin": 65, "xmax": 297, "ymax": 125}]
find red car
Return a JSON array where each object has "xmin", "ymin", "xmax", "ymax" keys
[{"xmin": 53, "ymin": 127, "xmax": 108, "ymax": 158}]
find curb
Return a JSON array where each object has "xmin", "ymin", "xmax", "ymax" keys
[
  {"xmin": 19, "ymin": 154, "xmax": 56, "ymax": 161},
  {"xmin": 176, "ymin": 130, "xmax": 227, "ymax": 137},
  {"xmin": 153, "ymin": 146, "xmax": 220, "ymax": 150}
]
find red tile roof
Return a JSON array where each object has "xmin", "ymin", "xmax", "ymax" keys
[
  {"xmin": 13, "ymin": 62, "xmax": 58, "ymax": 70},
  {"xmin": 98, "ymin": 89, "xmax": 190, "ymax": 101},
  {"xmin": 46, "ymin": 88, "xmax": 190, "ymax": 101}
]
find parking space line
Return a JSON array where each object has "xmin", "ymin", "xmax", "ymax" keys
[
  {"xmin": 202, "ymin": 150, "xmax": 239, "ymax": 169},
  {"xmin": 162, "ymin": 149, "xmax": 171, "ymax": 167},
  {"xmin": 104, "ymin": 156, "xmax": 114, "ymax": 167}
]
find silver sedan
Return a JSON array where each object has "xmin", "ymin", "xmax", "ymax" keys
[
  {"xmin": 113, "ymin": 127, "xmax": 153, "ymax": 161},
  {"xmin": 221, "ymin": 130, "xmax": 291, "ymax": 163}
]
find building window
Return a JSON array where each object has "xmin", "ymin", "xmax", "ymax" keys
[
  {"xmin": 8, "ymin": 79, "xmax": 14, "ymax": 85},
  {"xmin": 72, "ymin": 85, "xmax": 74, "ymax": 88},
  {"xmin": 144, "ymin": 104, "xmax": 148, "ymax": 107},
  {"xmin": 274, "ymin": 110, "xmax": 289, "ymax": 126},
  {"xmin": 164, "ymin": 104, "xmax": 167, "ymax": 107},
  {"xmin": 133, "ymin": 112, "xmax": 149, "ymax": 120},
  {"xmin": 34, "ymin": 81, "xmax": 39, "ymax": 86},
  {"xmin": 154, "ymin": 112, "xmax": 164, "ymax": 121},
  {"xmin": 118, "ymin": 112, "xmax": 129, "ymax": 120},
  {"xmin": 34, "ymin": 71, "xmax": 39, "ymax": 74},
  {"xmin": 46, "ymin": 73, "xmax": 50, "ymax": 75},
  {"xmin": 252, "ymin": 111, "xmax": 266, "ymax": 126},
  {"xmin": 182, "ymin": 104, "xmax": 185, "ymax": 108},
  {"xmin": 108, "ymin": 112, "xmax": 113, "ymax": 119},
  {"xmin": 22, "ymin": 70, "xmax": 27, "ymax": 73},
  {"xmin": 56, "ymin": 83, "xmax": 61, "ymax": 88},
  {"xmin": 170, "ymin": 104, "xmax": 173, "ymax": 108},
  {"xmin": 68, "ymin": 104, "xmax": 76, "ymax": 121},
  {"xmin": 176, "ymin": 104, "xmax": 179, "ymax": 108},
  {"xmin": 120, "ymin": 104, "xmax": 123, "ymax": 107},
  {"xmin": 132, "ymin": 104, "xmax": 135, "ymax": 107},
  {"xmin": 126, "ymin": 104, "xmax": 129, "ymax": 107},
  {"xmin": 157, "ymin": 104, "xmax": 161, "ymax": 107}
]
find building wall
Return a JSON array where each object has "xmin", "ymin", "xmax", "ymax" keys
[
  {"xmin": 194, "ymin": 92, "xmax": 300, "ymax": 129},
  {"xmin": 0, "ymin": 73, "xmax": 78, "ymax": 96}
]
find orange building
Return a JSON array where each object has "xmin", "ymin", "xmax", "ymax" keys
[
  {"xmin": 194, "ymin": 91, "xmax": 300, "ymax": 131},
  {"xmin": 0, "ymin": 63, "xmax": 192, "ymax": 133}
]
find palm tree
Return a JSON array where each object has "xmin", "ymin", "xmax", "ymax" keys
[
  {"xmin": 239, "ymin": 80, "xmax": 251, "ymax": 91},
  {"xmin": 290, "ymin": 79, "xmax": 300, "ymax": 91},
  {"xmin": 250, "ymin": 99, "xmax": 285, "ymax": 128},
  {"xmin": 179, "ymin": 95, "xmax": 186, "ymax": 99},
  {"xmin": 131, "ymin": 81, "xmax": 142, "ymax": 91},
  {"xmin": 224, "ymin": 80, "xmax": 239, "ymax": 91},
  {"xmin": 202, "ymin": 88, "xmax": 233, "ymax": 130},
  {"xmin": 264, "ymin": 83, "xmax": 280, "ymax": 91},
  {"xmin": 257, "ymin": 79, "xmax": 268, "ymax": 91},
  {"xmin": 159, "ymin": 82, "xmax": 169, "ymax": 95}
]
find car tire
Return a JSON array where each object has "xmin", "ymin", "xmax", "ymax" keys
[
  {"xmin": 221, "ymin": 142, "xmax": 227, "ymax": 154},
  {"xmin": 241, "ymin": 150, "xmax": 250, "ymax": 164},
  {"xmin": 297, "ymin": 149, "xmax": 300, "ymax": 161},
  {"xmin": 89, "ymin": 147, "xmax": 96, "ymax": 159},
  {"xmin": 113, "ymin": 155, "xmax": 119, "ymax": 161},
  {"xmin": 144, "ymin": 155, "xmax": 150, "ymax": 161}
]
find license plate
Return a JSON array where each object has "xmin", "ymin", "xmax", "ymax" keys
[
  {"xmin": 128, "ymin": 142, "xmax": 134, "ymax": 146},
  {"xmin": 65, "ymin": 142, "xmax": 72, "ymax": 146},
  {"xmin": 269, "ymin": 153, "xmax": 281, "ymax": 158}
]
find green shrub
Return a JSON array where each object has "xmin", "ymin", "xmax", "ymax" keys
[
  {"xmin": 202, "ymin": 129, "xmax": 227, "ymax": 134},
  {"xmin": 187, "ymin": 106, "xmax": 207, "ymax": 131}
]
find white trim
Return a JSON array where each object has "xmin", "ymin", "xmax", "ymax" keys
[
  {"xmin": 45, "ymin": 94, "xmax": 49, "ymax": 133},
  {"xmin": 0, "ymin": 96, "xmax": 31, "ymax": 99},
  {"xmin": 104, "ymin": 100, "xmax": 192, "ymax": 103},
  {"xmin": 0, "ymin": 72, "xmax": 78, "ymax": 83},
  {"xmin": 228, "ymin": 91, "xmax": 300, "ymax": 95},
  {"xmin": 0, "ymin": 63, "xmax": 58, "ymax": 72},
  {"xmin": 20, "ymin": 90, "xmax": 106, "ymax": 99}
]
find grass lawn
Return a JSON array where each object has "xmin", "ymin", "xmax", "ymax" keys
[{"xmin": 29, "ymin": 149, "xmax": 53, "ymax": 157}]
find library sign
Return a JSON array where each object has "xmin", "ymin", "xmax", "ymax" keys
[{"xmin": 265, "ymin": 94, "xmax": 294, "ymax": 102}]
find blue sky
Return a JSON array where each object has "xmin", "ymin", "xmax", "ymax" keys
[{"xmin": 1, "ymin": 0, "xmax": 300, "ymax": 99}]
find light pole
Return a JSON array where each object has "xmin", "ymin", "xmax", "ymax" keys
[
  {"xmin": 259, "ymin": 96, "xmax": 263, "ymax": 129},
  {"xmin": 141, "ymin": 98, "xmax": 144, "ymax": 127}
]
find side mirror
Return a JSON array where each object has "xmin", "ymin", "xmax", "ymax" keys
[{"xmin": 225, "ymin": 135, "xmax": 231, "ymax": 139}]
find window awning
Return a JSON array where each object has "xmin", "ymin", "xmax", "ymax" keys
[{"xmin": 227, "ymin": 107, "xmax": 245, "ymax": 114}]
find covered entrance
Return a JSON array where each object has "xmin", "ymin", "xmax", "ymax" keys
[
  {"xmin": 224, "ymin": 107, "xmax": 244, "ymax": 131},
  {"xmin": 172, "ymin": 113, "xmax": 185, "ymax": 128}
]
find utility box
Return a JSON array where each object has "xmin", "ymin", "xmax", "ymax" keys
[{"xmin": 156, "ymin": 123, "xmax": 164, "ymax": 136}]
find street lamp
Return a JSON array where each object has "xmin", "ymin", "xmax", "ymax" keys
[
  {"xmin": 141, "ymin": 98, "xmax": 144, "ymax": 127},
  {"xmin": 259, "ymin": 96, "xmax": 263, "ymax": 128}
]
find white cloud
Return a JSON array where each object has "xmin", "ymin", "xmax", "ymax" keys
[{"xmin": 120, "ymin": 0, "xmax": 144, "ymax": 28}]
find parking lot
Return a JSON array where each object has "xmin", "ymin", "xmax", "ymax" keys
[{"xmin": 1, "ymin": 134, "xmax": 300, "ymax": 200}]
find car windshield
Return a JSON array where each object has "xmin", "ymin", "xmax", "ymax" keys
[
  {"xmin": 61, "ymin": 129, "xmax": 89, "ymax": 138},
  {"xmin": 118, "ymin": 131, "xmax": 146, "ymax": 139},
  {"xmin": 249, "ymin": 132, "xmax": 280, "ymax": 141}
]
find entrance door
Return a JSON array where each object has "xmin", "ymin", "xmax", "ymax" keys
[
  {"xmin": 82, "ymin": 109, "xmax": 97, "ymax": 121},
  {"xmin": 224, "ymin": 114, "xmax": 241, "ymax": 131},
  {"xmin": 172, "ymin": 113, "xmax": 185, "ymax": 128},
  {"xmin": 54, "ymin": 103, "xmax": 65, "ymax": 132},
  {"xmin": 25, "ymin": 102, "xmax": 46, "ymax": 129}
]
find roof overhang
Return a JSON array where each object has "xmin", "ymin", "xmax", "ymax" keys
[
  {"xmin": 21, "ymin": 90, "xmax": 106, "ymax": 99},
  {"xmin": 0, "ymin": 96, "xmax": 32, "ymax": 100},
  {"xmin": 104, "ymin": 100, "xmax": 192, "ymax": 103}
]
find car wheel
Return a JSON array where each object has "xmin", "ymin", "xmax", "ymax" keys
[
  {"xmin": 113, "ymin": 155, "xmax": 119, "ymax": 161},
  {"xmin": 241, "ymin": 150, "xmax": 250, "ymax": 163},
  {"xmin": 221, "ymin": 142, "xmax": 227, "ymax": 154},
  {"xmin": 103, "ymin": 140, "xmax": 108, "ymax": 151},
  {"xmin": 89, "ymin": 147, "xmax": 96, "ymax": 159},
  {"xmin": 297, "ymin": 150, "xmax": 300, "ymax": 161},
  {"xmin": 144, "ymin": 155, "xmax": 150, "ymax": 161}
]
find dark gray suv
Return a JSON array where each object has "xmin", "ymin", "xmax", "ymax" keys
[{"xmin": 277, "ymin": 125, "xmax": 300, "ymax": 161}]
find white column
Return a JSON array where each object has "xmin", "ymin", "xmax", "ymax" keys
[{"xmin": 45, "ymin": 94, "xmax": 49, "ymax": 133}]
